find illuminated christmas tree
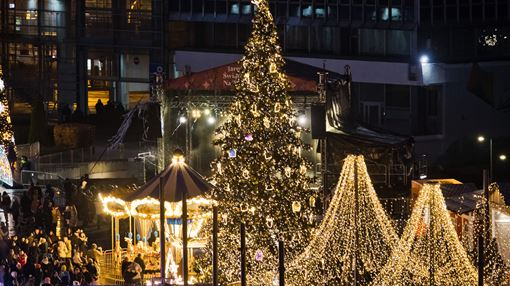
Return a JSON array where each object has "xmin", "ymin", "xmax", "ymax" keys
[
  {"xmin": 204, "ymin": 0, "xmax": 316, "ymax": 284},
  {"xmin": 0, "ymin": 74, "xmax": 14, "ymax": 149},
  {"xmin": 372, "ymin": 184, "xmax": 478, "ymax": 286},
  {"xmin": 286, "ymin": 155, "xmax": 398, "ymax": 286},
  {"xmin": 0, "ymin": 72, "xmax": 15, "ymax": 186}
]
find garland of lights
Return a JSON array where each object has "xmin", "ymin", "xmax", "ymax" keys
[
  {"xmin": 371, "ymin": 184, "xmax": 478, "ymax": 286},
  {"xmin": 286, "ymin": 155, "xmax": 398, "ymax": 286},
  {"xmin": 99, "ymin": 194, "xmax": 130, "ymax": 218},
  {"xmin": 99, "ymin": 194, "xmax": 214, "ymax": 220}
]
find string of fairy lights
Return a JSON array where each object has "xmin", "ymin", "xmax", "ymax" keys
[
  {"xmin": 371, "ymin": 184, "xmax": 478, "ymax": 286},
  {"xmin": 286, "ymin": 155, "xmax": 398, "ymax": 286}
]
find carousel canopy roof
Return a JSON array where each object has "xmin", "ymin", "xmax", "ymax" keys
[{"xmin": 124, "ymin": 159, "xmax": 213, "ymax": 202}]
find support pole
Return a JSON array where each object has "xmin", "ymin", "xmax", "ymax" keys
[
  {"xmin": 353, "ymin": 156, "xmax": 359, "ymax": 285},
  {"xmin": 111, "ymin": 216, "xmax": 114, "ymax": 252},
  {"xmin": 212, "ymin": 206, "xmax": 218, "ymax": 286},
  {"xmin": 182, "ymin": 191, "xmax": 189, "ymax": 286},
  {"xmin": 129, "ymin": 215, "xmax": 132, "ymax": 241},
  {"xmin": 159, "ymin": 177, "xmax": 165, "ymax": 284},
  {"xmin": 430, "ymin": 187, "xmax": 435, "ymax": 286},
  {"xmin": 133, "ymin": 217, "xmax": 136, "ymax": 245},
  {"xmin": 278, "ymin": 240, "xmax": 285, "ymax": 286},
  {"xmin": 240, "ymin": 223, "xmax": 247, "ymax": 286},
  {"xmin": 489, "ymin": 139, "xmax": 493, "ymax": 181},
  {"xmin": 478, "ymin": 169, "xmax": 489, "ymax": 286}
]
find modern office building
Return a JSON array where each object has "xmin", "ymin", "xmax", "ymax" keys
[{"xmin": 1, "ymin": 0, "xmax": 510, "ymax": 162}]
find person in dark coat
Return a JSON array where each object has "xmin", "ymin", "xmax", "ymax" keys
[
  {"xmin": 10, "ymin": 198, "xmax": 19, "ymax": 227},
  {"xmin": 6, "ymin": 142, "xmax": 16, "ymax": 172},
  {"xmin": 1, "ymin": 192, "xmax": 11, "ymax": 226},
  {"xmin": 121, "ymin": 257, "xmax": 130, "ymax": 283},
  {"xmin": 134, "ymin": 253, "xmax": 145, "ymax": 282},
  {"xmin": 95, "ymin": 99, "xmax": 104, "ymax": 115}
]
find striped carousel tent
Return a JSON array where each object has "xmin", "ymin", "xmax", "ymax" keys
[
  {"xmin": 99, "ymin": 149, "xmax": 213, "ymax": 285},
  {"xmin": 124, "ymin": 152, "xmax": 213, "ymax": 202}
]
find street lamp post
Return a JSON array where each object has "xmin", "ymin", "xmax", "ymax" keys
[{"xmin": 477, "ymin": 136, "xmax": 507, "ymax": 181}]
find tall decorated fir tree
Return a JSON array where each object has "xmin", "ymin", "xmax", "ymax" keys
[
  {"xmin": 205, "ymin": 0, "xmax": 316, "ymax": 284},
  {"xmin": 0, "ymin": 74, "xmax": 14, "ymax": 149},
  {"xmin": 0, "ymin": 71, "xmax": 15, "ymax": 186}
]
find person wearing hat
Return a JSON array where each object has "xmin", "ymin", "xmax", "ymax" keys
[{"xmin": 59, "ymin": 265, "xmax": 70, "ymax": 286}]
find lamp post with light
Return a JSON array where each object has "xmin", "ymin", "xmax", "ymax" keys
[
  {"xmin": 476, "ymin": 135, "xmax": 507, "ymax": 286},
  {"xmin": 477, "ymin": 135, "xmax": 507, "ymax": 181}
]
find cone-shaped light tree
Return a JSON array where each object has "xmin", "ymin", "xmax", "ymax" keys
[
  {"xmin": 371, "ymin": 184, "xmax": 478, "ymax": 286},
  {"xmin": 207, "ymin": 0, "xmax": 316, "ymax": 284},
  {"xmin": 286, "ymin": 155, "xmax": 398, "ymax": 286},
  {"xmin": 468, "ymin": 183, "xmax": 509, "ymax": 285}
]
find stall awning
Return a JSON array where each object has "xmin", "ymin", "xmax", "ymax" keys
[{"xmin": 165, "ymin": 59, "xmax": 333, "ymax": 93}]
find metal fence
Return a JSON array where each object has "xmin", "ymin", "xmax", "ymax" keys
[{"xmin": 20, "ymin": 170, "xmax": 65, "ymax": 187}]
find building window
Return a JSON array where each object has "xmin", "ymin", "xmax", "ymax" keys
[
  {"xmin": 311, "ymin": 26, "xmax": 339, "ymax": 53},
  {"xmin": 126, "ymin": 0, "xmax": 151, "ymax": 10},
  {"xmin": 386, "ymin": 30, "xmax": 410, "ymax": 56},
  {"xmin": 360, "ymin": 28, "xmax": 385, "ymax": 55},
  {"xmin": 385, "ymin": 84, "xmax": 410, "ymax": 108},
  {"xmin": 85, "ymin": 0, "xmax": 111, "ymax": 8},
  {"xmin": 415, "ymin": 85, "xmax": 442, "ymax": 136},
  {"xmin": 286, "ymin": 25, "xmax": 309, "ymax": 52}
]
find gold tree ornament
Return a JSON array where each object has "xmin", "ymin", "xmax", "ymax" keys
[
  {"xmin": 292, "ymin": 201, "xmax": 302, "ymax": 213},
  {"xmin": 242, "ymin": 169, "xmax": 250, "ymax": 179},
  {"xmin": 274, "ymin": 102, "xmax": 281, "ymax": 113},
  {"xmin": 299, "ymin": 164, "xmax": 307, "ymax": 175},
  {"xmin": 251, "ymin": 105, "xmax": 260, "ymax": 117},
  {"xmin": 216, "ymin": 162, "xmax": 222, "ymax": 174},
  {"xmin": 309, "ymin": 196, "xmax": 316, "ymax": 207},
  {"xmin": 284, "ymin": 166, "xmax": 292, "ymax": 177},
  {"xmin": 269, "ymin": 62, "xmax": 277, "ymax": 73},
  {"xmin": 263, "ymin": 117, "xmax": 270, "ymax": 128}
]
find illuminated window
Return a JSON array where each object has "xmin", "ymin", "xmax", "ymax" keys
[
  {"xmin": 85, "ymin": 0, "xmax": 112, "ymax": 8},
  {"xmin": 126, "ymin": 0, "xmax": 151, "ymax": 10}
]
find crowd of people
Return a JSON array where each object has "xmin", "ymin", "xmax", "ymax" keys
[{"xmin": 0, "ymin": 181, "xmax": 103, "ymax": 286}]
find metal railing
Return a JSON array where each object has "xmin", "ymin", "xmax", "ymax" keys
[
  {"xmin": 39, "ymin": 146, "xmax": 95, "ymax": 166},
  {"xmin": 20, "ymin": 170, "xmax": 65, "ymax": 187}
]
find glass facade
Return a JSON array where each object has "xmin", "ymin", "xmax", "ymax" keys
[{"xmin": 0, "ymin": 0, "xmax": 507, "ymax": 138}]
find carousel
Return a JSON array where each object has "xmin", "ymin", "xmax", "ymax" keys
[{"xmin": 99, "ymin": 150, "xmax": 214, "ymax": 285}]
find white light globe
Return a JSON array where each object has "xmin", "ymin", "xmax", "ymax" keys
[
  {"xmin": 297, "ymin": 114, "xmax": 307, "ymax": 126},
  {"xmin": 207, "ymin": 116, "xmax": 216, "ymax": 125}
]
